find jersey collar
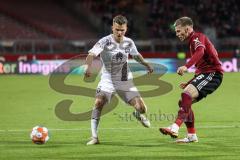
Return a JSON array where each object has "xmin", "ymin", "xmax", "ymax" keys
[
  {"xmin": 188, "ymin": 31, "xmax": 195, "ymax": 45},
  {"xmin": 111, "ymin": 34, "xmax": 125, "ymax": 44}
]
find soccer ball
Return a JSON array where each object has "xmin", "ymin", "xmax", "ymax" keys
[{"xmin": 30, "ymin": 126, "xmax": 49, "ymax": 144}]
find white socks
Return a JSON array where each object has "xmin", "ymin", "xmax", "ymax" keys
[
  {"xmin": 171, "ymin": 123, "xmax": 180, "ymax": 133},
  {"xmin": 91, "ymin": 119, "xmax": 99, "ymax": 138}
]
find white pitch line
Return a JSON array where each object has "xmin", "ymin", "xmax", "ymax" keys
[
  {"xmin": 198, "ymin": 125, "xmax": 239, "ymax": 129},
  {"xmin": 0, "ymin": 125, "xmax": 239, "ymax": 133}
]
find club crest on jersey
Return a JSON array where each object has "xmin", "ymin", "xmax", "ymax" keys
[
  {"xmin": 122, "ymin": 41, "xmax": 131, "ymax": 54},
  {"xmin": 122, "ymin": 41, "xmax": 132, "ymax": 49},
  {"xmin": 193, "ymin": 37, "xmax": 202, "ymax": 49}
]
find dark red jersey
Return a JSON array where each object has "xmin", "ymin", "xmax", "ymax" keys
[{"xmin": 185, "ymin": 31, "xmax": 223, "ymax": 75}]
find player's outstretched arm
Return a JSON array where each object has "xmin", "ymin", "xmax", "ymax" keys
[
  {"xmin": 177, "ymin": 47, "xmax": 205, "ymax": 76},
  {"xmin": 132, "ymin": 55, "xmax": 153, "ymax": 74},
  {"xmin": 185, "ymin": 47, "xmax": 204, "ymax": 69},
  {"xmin": 85, "ymin": 53, "xmax": 95, "ymax": 77}
]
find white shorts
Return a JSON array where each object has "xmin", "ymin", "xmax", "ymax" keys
[{"xmin": 96, "ymin": 79, "xmax": 140, "ymax": 103}]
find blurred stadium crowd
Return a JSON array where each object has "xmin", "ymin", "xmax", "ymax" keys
[{"xmin": 0, "ymin": 0, "xmax": 239, "ymax": 53}]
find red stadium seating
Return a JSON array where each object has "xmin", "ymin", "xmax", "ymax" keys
[{"xmin": 0, "ymin": 0, "xmax": 96, "ymax": 40}]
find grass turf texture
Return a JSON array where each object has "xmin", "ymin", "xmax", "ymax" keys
[{"xmin": 0, "ymin": 73, "xmax": 239, "ymax": 160}]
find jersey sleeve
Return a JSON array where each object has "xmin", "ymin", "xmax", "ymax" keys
[
  {"xmin": 88, "ymin": 38, "xmax": 105, "ymax": 56},
  {"xmin": 129, "ymin": 40, "xmax": 140, "ymax": 56},
  {"xmin": 191, "ymin": 34, "xmax": 206, "ymax": 51}
]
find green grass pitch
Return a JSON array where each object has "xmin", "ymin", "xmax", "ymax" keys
[{"xmin": 0, "ymin": 73, "xmax": 240, "ymax": 160}]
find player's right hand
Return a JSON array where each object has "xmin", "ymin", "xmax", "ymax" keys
[{"xmin": 177, "ymin": 66, "xmax": 187, "ymax": 76}]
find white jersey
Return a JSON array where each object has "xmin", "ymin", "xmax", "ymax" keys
[{"xmin": 88, "ymin": 34, "xmax": 140, "ymax": 84}]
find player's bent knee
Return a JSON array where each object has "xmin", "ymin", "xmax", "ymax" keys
[
  {"xmin": 95, "ymin": 100, "xmax": 106, "ymax": 107},
  {"xmin": 95, "ymin": 97, "xmax": 107, "ymax": 108}
]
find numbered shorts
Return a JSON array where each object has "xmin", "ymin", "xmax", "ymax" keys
[
  {"xmin": 96, "ymin": 80, "xmax": 140, "ymax": 103},
  {"xmin": 190, "ymin": 72, "xmax": 223, "ymax": 101}
]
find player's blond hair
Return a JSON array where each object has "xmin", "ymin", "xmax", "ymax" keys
[
  {"xmin": 174, "ymin": 17, "xmax": 193, "ymax": 27},
  {"xmin": 113, "ymin": 15, "xmax": 128, "ymax": 25}
]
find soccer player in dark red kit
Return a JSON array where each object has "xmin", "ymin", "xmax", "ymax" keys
[{"xmin": 159, "ymin": 17, "xmax": 223, "ymax": 143}]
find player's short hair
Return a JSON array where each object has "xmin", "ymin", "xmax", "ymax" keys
[
  {"xmin": 174, "ymin": 17, "xmax": 193, "ymax": 27},
  {"xmin": 113, "ymin": 15, "xmax": 128, "ymax": 25}
]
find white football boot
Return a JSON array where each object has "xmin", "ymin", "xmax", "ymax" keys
[
  {"xmin": 86, "ymin": 137, "xmax": 100, "ymax": 145},
  {"xmin": 159, "ymin": 123, "xmax": 179, "ymax": 138},
  {"xmin": 133, "ymin": 111, "xmax": 151, "ymax": 128},
  {"xmin": 175, "ymin": 134, "xmax": 198, "ymax": 143}
]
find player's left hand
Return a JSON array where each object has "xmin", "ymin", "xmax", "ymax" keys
[
  {"xmin": 84, "ymin": 67, "xmax": 91, "ymax": 78},
  {"xmin": 146, "ymin": 64, "xmax": 153, "ymax": 74},
  {"xmin": 177, "ymin": 66, "xmax": 187, "ymax": 76},
  {"xmin": 179, "ymin": 82, "xmax": 188, "ymax": 89}
]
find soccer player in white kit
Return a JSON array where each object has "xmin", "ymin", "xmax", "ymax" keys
[{"xmin": 85, "ymin": 15, "xmax": 153, "ymax": 145}]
